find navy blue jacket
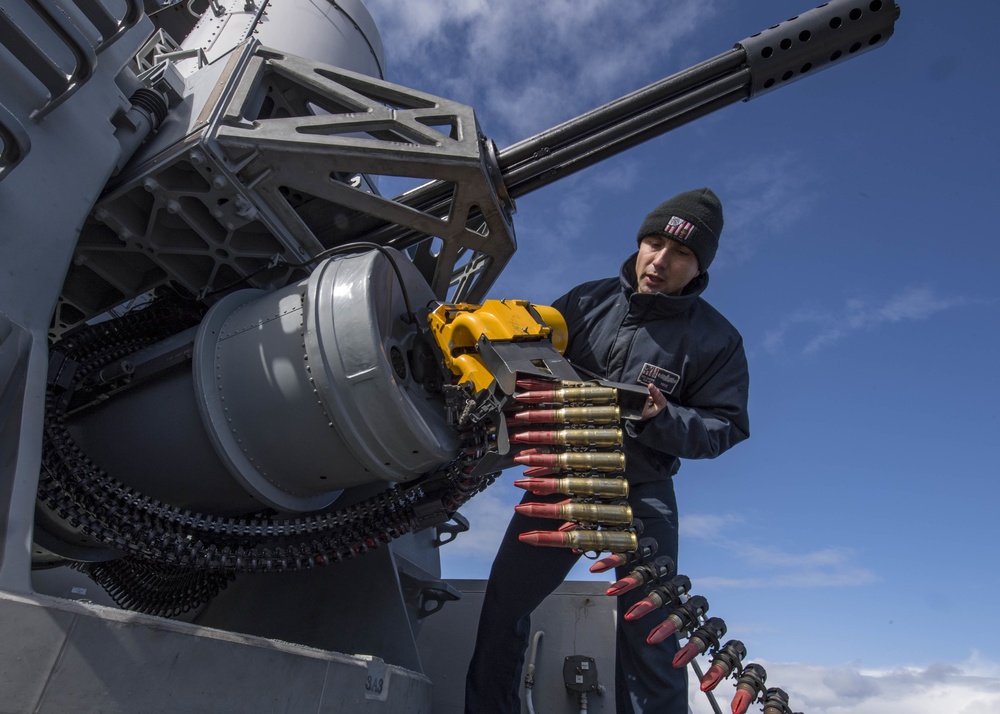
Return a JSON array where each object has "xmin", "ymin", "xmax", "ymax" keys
[{"xmin": 551, "ymin": 253, "xmax": 750, "ymax": 484}]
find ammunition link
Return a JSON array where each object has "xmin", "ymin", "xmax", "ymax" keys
[
  {"xmin": 39, "ymin": 299, "xmax": 499, "ymax": 617},
  {"xmin": 508, "ymin": 377, "xmax": 635, "ymax": 552}
]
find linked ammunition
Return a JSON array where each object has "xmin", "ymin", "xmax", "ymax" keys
[
  {"xmin": 522, "ymin": 467, "xmax": 625, "ymax": 478},
  {"xmin": 623, "ymin": 575, "xmax": 692, "ymax": 621},
  {"xmin": 518, "ymin": 528, "xmax": 638, "ymax": 552},
  {"xmin": 514, "ymin": 386, "xmax": 618, "ymax": 405},
  {"xmin": 645, "ymin": 595, "xmax": 709, "ymax": 645},
  {"xmin": 514, "ymin": 476, "xmax": 629, "ymax": 498},
  {"xmin": 513, "ymin": 450, "xmax": 625, "ymax": 472},
  {"xmin": 509, "ymin": 427, "xmax": 622, "ymax": 446},
  {"xmin": 731, "ymin": 664, "xmax": 768, "ymax": 714},
  {"xmin": 672, "ymin": 617, "xmax": 727, "ymax": 668},
  {"xmin": 512, "ymin": 406, "xmax": 621, "ymax": 425},
  {"xmin": 700, "ymin": 639, "xmax": 747, "ymax": 692},
  {"xmin": 606, "ymin": 555, "xmax": 676, "ymax": 596},
  {"xmin": 514, "ymin": 500, "xmax": 633, "ymax": 526},
  {"xmin": 589, "ymin": 537, "xmax": 658, "ymax": 573}
]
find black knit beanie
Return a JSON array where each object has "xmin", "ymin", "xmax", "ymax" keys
[{"xmin": 635, "ymin": 188, "xmax": 724, "ymax": 271}]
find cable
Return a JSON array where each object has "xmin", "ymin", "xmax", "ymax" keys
[{"xmin": 525, "ymin": 630, "xmax": 544, "ymax": 714}]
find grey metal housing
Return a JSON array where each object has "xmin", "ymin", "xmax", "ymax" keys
[
  {"xmin": 189, "ymin": 248, "xmax": 456, "ymax": 511},
  {"xmin": 60, "ymin": 248, "xmax": 456, "ymax": 519}
]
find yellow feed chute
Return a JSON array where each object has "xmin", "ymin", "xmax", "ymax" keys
[{"xmin": 428, "ymin": 299, "xmax": 568, "ymax": 392}]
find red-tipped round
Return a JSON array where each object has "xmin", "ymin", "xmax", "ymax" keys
[
  {"xmin": 646, "ymin": 618, "xmax": 679, "ymax": 644},
  {"xmin": 556, "ymin": 521, "xmax": 577, "ymax": 532},
  {"xmin": 590, "ymin": 554, "xmax": 627, "ymax": 573},
  {"xmin": 731, "ymin": 689, "xmax": 754, "ymax": 714},
  {"xmin": 514, "ymin": 390, "xmax": 557, "ymax": 404},
  {"xmin": 513, "ymin": 409, "xmax": 558, "ymax": 423},
  {"xmin": 522, "ymin": 466, "xmax": 556, "ymax": 477},
  {"xmin": 513, "ymin": 478, "xmax": 558, "ymax": 494},
  {"xmin": 700, "ymin": 664, "xmax": 727, "ymax": 692},
  {"xmin": 518, "ymin": 531, "xmax": 568, "ymax": 547},
  {"xmin": 672, "ymin": 640, "xmax": 703, "ymax": 668},
  {"xmin": 624, "ymin": 598, "xmax": 657, "ymax": 621},
  {"xmin": 513, "ymin": 503, "xmax": 561, "ymax": 519},
  {"xmin": 509, "ymin": 430, "xmax": 559, "ymax": 444},
  {"xmin": 606, "ymin": 576, "xmax": 640, "ymax": 597},
  {"xmin": 515, "ymin": 447, "xmax": 546, "ymax": 456},
  {"xmin": 513, "ymin": 452, "xmax": 560, "ymax": 467}
]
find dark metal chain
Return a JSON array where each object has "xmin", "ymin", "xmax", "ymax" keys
[{"xmin": 41, "ymin": 299, "xmax": 496, "ymax": 615}]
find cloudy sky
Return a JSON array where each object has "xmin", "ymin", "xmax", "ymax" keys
[{"xmin": 362, "ymin": 1, "xmax": 1000, "ymax": 711}]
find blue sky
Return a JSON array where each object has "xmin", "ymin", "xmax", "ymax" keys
[{"xmin": 364, "ymin": 1, "xmax": 1000, "ymax": 711}]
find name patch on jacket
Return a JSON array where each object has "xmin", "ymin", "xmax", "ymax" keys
[{"xmin": 637, "ymin": 363, "xmax": 680, "ymax": 395}]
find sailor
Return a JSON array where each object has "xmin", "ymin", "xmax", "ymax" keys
[{"xmin": 465, "ymin": 188, "xmax": 751, "ymax": 714}]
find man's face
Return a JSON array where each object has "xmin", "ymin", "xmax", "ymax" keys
[{"xmin": 634, "ymin": 235, "xmax": 701, "ymax": 295}]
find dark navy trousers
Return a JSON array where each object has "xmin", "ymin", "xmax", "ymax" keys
[{"xmin": 464, "ymin": 480, "xmax": 687, "ymax": 714}]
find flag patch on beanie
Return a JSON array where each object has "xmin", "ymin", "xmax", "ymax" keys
[{"xmin": 664, "ymin": 216, "xmax": 695, "ymax": 240}]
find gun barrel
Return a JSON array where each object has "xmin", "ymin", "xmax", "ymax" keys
[
  {"xmin": 501, "ymin": 0, "xmax": 899, "ymax": 197},
  {"xmin": 499, "ymin": 51, "xmax": 749, "ymax": 198},
  {"xmin": 372, "ymin": 0, "xmax": 898, "ymax": 248}
]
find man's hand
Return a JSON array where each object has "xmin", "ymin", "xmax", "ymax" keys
[{"xmin": 641, "ymin": 383, "xmax": 667, "ymax": 420}]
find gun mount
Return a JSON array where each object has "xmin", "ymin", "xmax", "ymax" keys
[{"xmin": 0, "ymin": 0, "xmax": 897, "ymax": 711}]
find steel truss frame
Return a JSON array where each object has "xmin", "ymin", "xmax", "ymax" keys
[{"xmin": 58, "ymin": 41, "xmax": 515, "ymax": 333}]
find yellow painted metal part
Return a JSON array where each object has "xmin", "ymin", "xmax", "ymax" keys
[{"xmin": 428, "ymin": 299, "xmax": 568, "ymax": 392}]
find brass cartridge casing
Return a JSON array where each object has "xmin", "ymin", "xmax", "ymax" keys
[
  {"xmin": 553, "ymin": 452, "xmax": 625, "ymax": 472},
  {"xmin": 564, "ymin": 529, "xmax": 638, "ymax": 553},
  {"xmin": 555, "ymin": 428, "xmax": 622, "ymax": 446},
  {"xmin": 559, "ymin": 502, "xmax": 633, "ymax": 525},
  {"xmin": 547, "ymin": 386, "xmax": 618, "ymax": 404},
  {"xmin": 553, "ymin": 477, "xmax": 629, "ymax": 497}
]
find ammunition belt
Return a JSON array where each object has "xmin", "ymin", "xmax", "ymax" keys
[{"xmin": 39, "ymin": 299, "xmax": 496, "ymax": 617}]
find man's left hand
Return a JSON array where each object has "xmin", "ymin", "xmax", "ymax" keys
[{"xmin": 641, "ymin": 384, "xmax": 667, "ymax": 420}]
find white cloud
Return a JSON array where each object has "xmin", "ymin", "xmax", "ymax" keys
[
  {"xmin": 684, "ymin": 656, "xmax": 1000, "ymax": 714},
  {"xmin": 368, "ymin": 0, "xmax": 720, "ymax": 144},
  {"xmin": 736, "ymin": 544, "xmax": 858, "ymax": 570},
  {"xmin": 680, "ymin": 512, "xmax": 877, "ymax": 590},
  {"xmin": 696, "ymin": 567, "xmax": 877, "ymax": 590},
  {"xmin": 680, "ymin": 512, "xmax": 745, "ymax": 537},
  {"xmin": 877, "ymin": 286, "xmax": 969, "ymax": 322},
  {"xmin": 761, "ymin": 286, "xmax": 972, "ymax": 356},
  {"xmin": 716, "ymin": 151, "xmax": 820, "ymax": 266}
]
